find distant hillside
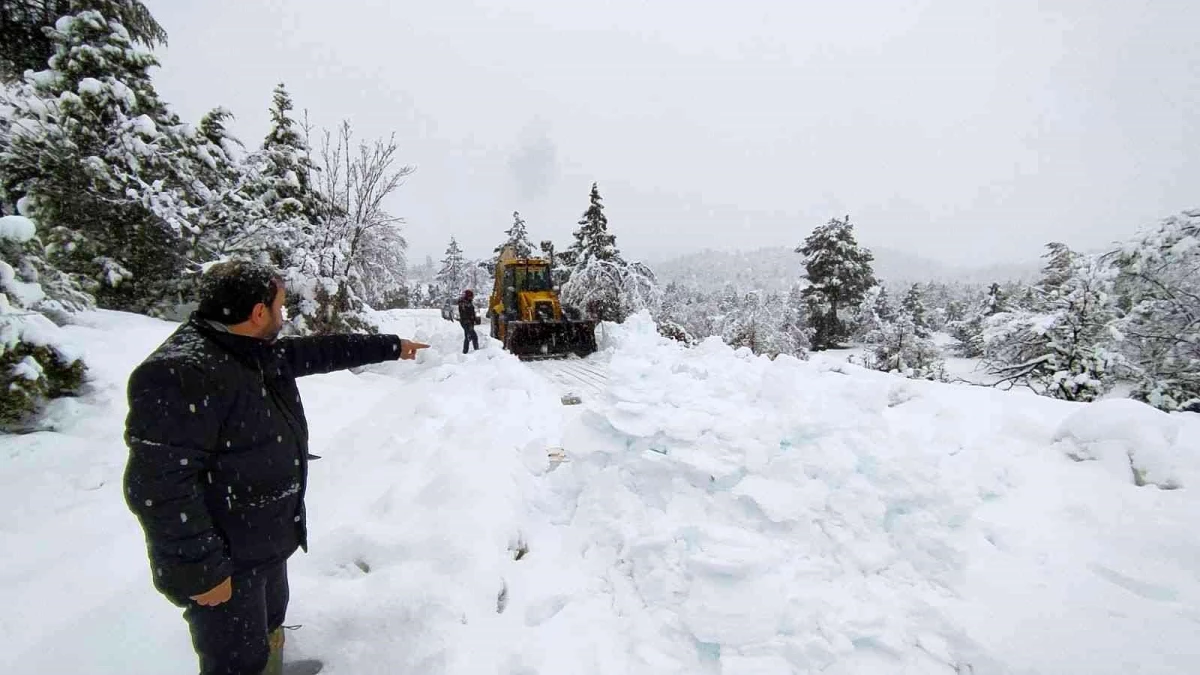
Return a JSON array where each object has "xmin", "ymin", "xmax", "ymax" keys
[{"xmin": 647, "ymin": 246, "xmax": 1040, "ymax": 292}]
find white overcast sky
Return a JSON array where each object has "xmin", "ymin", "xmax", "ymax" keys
[{"xmin": 143, "ymin": 0, "xmax": 1199, "ymax": 266}]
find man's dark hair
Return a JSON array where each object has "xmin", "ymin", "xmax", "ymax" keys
[{"xmin": 196, "ymin": 261, "xmax": 284, "ymax": 325}]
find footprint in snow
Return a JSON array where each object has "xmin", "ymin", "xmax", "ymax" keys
[{"xmin": 525, "ymin": 595, "xmax": 570, "ymax": 627}]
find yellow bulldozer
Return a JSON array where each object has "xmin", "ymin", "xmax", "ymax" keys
[{"xmin": 488, "ymin": 246, "xmax": 597, "ymax": 359}]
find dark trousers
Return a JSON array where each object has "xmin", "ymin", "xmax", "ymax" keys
[
  {"xmin": 462, "ymin": 323, "xmax": 479, "ymax": 353},
  {"xmin": 183, "ymin": 560, "xmax": 289, "ymax": 675}
]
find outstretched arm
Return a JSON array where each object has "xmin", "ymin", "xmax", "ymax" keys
[
  {"xmin": 279, "ymin": 334, "xmax": 427, "ymax": 378},
  {"xmin": 123, "ymin": 362, "xmax": 232, "ymax": 604}
]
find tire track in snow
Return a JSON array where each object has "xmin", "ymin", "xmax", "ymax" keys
[{"xmin": 525, "ymin": 359, "xmax": 610, "ymax": 400}]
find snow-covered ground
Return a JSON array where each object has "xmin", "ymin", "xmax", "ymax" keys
[{"xmin": 2, "ymin": 309, "xmax": 1199, "ymax": 674}]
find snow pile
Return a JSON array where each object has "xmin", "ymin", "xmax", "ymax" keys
[
  {"xmin": 564, "ymin": 319, "xmax": 1001, "ymax": 672},
  {"xmin": 1052, "ymin": 398, "xmax": 1196, "ymax": 489},
  {"xmin": 2, "ymin": 308, "xmax": 1199, "ymax": 674},
  {"xmin": 0, "ymin": 215, "xmax": 37, "ymax": 242}
]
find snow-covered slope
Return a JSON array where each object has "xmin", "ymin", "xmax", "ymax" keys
[{"xmin": 2, "ymin": 310, "xmax": 1198, "ymax": 674}]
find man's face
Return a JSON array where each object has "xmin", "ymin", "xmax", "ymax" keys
[{"xmin": 259, "ymin": 286, "xmax": 286, "ymax": 341}]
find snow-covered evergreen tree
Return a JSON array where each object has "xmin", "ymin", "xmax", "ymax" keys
[
  {"xmin": 184, "ymin": 107, "xmax": 266, "ymax": 271},
  {"xmin": 557, "ymin": 182, "xmax": 660, "ymax": 323},
  {"xmin": 948, "ymin": 313, "xmax": 985, "ymax": 358},
  {"xmin": 901, "ymin": 283, "xmax": 930, "ymax": 338},
  {"xmin": 851, "ymin": 285, "xmax": 890, "ymax": 342},
  {"xmin": 567, "ymin": 182, "xmax": 619, "ymax": 266},
  {"xmin": 855, "ymin": 313, "xmax": 945, "ymax": 380},
  {"xmin": 435, "ymin": 236, "xmax": 468, "ymax": 299},
  {"xmin": 796, "ymin": 215, "xmax": 877, "ymax": 350},
  {"xmin": 721, "ymin": 290, "xmax": 808, "ymax": 359},
  {"xmin": 655, "ymin": 281, "xmax": 697, "ymax": 345},
  {"xmin": 240, "ymin": 83, "xmax": 321, "ymax": 274},
  {"xmin": 560, "ymin": 257, "xmax": 661, "ymax": 323},
  {"xmin": 852, "ymin": 282, "xmax": 944, "ymax": 379},
  {"xmin": 984, "ymin": 247, "xmax": 1120, "ymax": 402},
  {"xmin": 1110, "ymin": 208, "xmax": 1200, "ymax": 411},
  {"xmin": 0, "ymin": 213, "xmax": 86, "ymax": 430},
  {"xmin": 1037, "ymin": 242, "xmax": 1075, "ymax": 298},
  {"xmin": 0, "ymin": 0, "xmax": 166, "ymax": 83},
  {"xmin": 0, "ymin": 8, "xmax": 214, "ymax": 313},
  {"xmin": 945, "ymin": 284, "xmax": 991, "ymax": 357},
  {"xmin": 983, "ymin": 282, "xmax": 1007, "ymax": 315},
  {"xmin": 492, "ymin": 211, "xmax": 534, "ymax": 262}
]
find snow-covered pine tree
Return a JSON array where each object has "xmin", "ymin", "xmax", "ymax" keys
[
  {"xmin": 655, "ymin": 281, "xmax": 696, "ymax": 345},
  {"xmin": 984, "ymin": 247, "xmax": 1120, "ymax": 402},
  {"xmin": 567, "ymin": 182, "xmax": 620, "ymax": 266},
  {"xmin": 855, "ymin": 311, "xmax": 945, "ymax": 380},
  {"xmin": 0, "ymin": 8, "xmax": 213, "ymax": 313},
  {"xmin": 796, "ymin": 215, "xmax": 877, "ymax": 350},
  {"xmin": 1037, "ymin": 242, "xmax": 1075, "ymax": 299},
  {"xmin": 901, "ymin": 283, "xmax": 931, "ymax": 338},
  {"xmin": 0, "ymin": 0, "xmax": 166, "ymax": 83},
  {"xmin": 558, "ymin": 257, "xmax": 623, "ymax": 322},
  {"xmin": 722, "ymin": 290, "xmax": 767, "ymax": 353},
  {"xmin": 948, "ymin": 312, "xmax": 984, "ymax": 358},
  {"xmin": 559, "ymin": 182, "xmax": 661, "ymax": 322},
  {"xmin": 492, "ymin": 211, "xmax": 534, "ymax": 264},
  {"xmin": 188, "ymin": 107, "xmax": 262, "ymax": 266},
  {"xmin": 983, "ymin": 282, "xmax": 1007, "ymax": 315},
  {"xmin": 1110, "ymin": 208, "xmax": 1200, "ymax": 412},
  {"xmin": 854, "ymin": 282, "xmax": 944, "ymax": 379},
  {"xmin": 465, "ymin": 258, "xmax": 489, "ymax": 295},
  {"xmin": 242, "ymin": 83, "xmax": 322, "ymax": 273},
  {"xmin": 0, "ymin": 213, "xmax": 86, "ymax": 430},
  {"xmin": 664, "ymin": 282, "xmax": 715, "ymax": 341},
  {"xmin": 781, "ymin": 284, "xmax": 811, "ymax": 355},
  {"xmin": 435, "ymin": 236, "xmax": 468, "ymax": 299},
  {"xmin": 722, "ymin": 290, "xmax": 807, "ymax": 359},
  {"xmin": 853, "ymin": 285, "xmax": 893, "ymax": 341},
  {"xmin": 406, "ymin": 281, "xmax": 430, "ymax": 309}
]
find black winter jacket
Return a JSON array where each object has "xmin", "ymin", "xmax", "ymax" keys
[
  {"xmin": 457, "ymin": 297, "xmax": 478, "ymax": 326},
  {"xmin": 123, "ymin": 315, "xmax": 403, "ymax": 604}
]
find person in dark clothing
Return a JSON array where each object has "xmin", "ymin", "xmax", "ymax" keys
[
  {"xmin": 458, "ymin": 289, "xmax": 480, "ymax": 354},
  {"xmin": 123, "ymin": 260, "xmax": 428, "ymax": 675}
]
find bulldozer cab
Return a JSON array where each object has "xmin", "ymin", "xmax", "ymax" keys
[
  {"xmin": 490, "ymin": 247, "xmax": 597, "ymax": 359},
  {"xmin": 501, "ymin": 263, "xmax": 554, "ymax": 318}
]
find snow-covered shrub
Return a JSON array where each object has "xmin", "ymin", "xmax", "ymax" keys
[
  {"xmin": 983, "ymin": 248, "xmax": 1120, "ymax": 402},
  {"xmin": 852, "ymin": 313, "xmax": 945, "ymax": 380},
  {"xmin": 656, "ymin": 318, "xmax": 696, "ymax": 346},
  {"xmin": 1110, "ymin": 208, "xmax": 1200, "ymax": 412},
  {"xmin": 560, "ymin": 257, "xmax": 662, "ymax": 323},
  {"xmin": 1, "ymin": 215, "xmax": 86, "ymax": 431}
]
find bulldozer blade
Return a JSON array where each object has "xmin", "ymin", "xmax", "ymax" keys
[{"xmin": 505, "ymin": 320, "xmax": 597, "ymax": 360}]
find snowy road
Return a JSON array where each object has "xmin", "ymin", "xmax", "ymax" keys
[
  {"xmin": 524, "ymin": 358, "xmax": 611, "ymax": 400},
  {"xmin": 3, "ymin": 310, "xmax": 1199, "ymax": 675}
]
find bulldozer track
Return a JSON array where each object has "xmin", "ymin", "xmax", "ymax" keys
[{"xmin": 526, "ymin": 359, "xmax": 610, "ymax": 398}]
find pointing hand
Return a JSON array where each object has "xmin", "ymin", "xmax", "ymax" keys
[{"xmin": 400, "ymin": 339, "xmax": 430, "ymax": 360}]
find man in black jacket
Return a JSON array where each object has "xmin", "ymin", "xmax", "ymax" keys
[
  {"xmin": 457, "ymin": 289, "xmax": 479, "ymax": 354},
  {"xmin": 123, "ymin": 261, "xmax": 427, "ymax": 675}
]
